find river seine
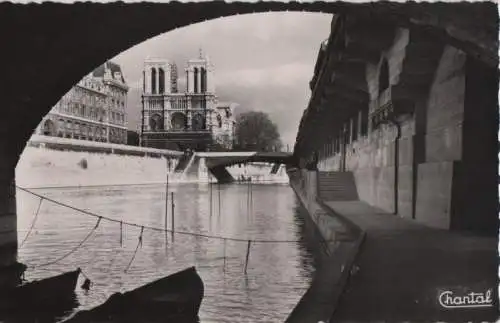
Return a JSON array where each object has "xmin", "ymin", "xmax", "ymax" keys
[{"xmin": 16, "ymin": 182, "xmax": 317, "ymax": 322}]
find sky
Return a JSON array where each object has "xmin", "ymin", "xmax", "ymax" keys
[{"xmin": 111, "ymin": 12, "xmax": 333, "ymax": 147}]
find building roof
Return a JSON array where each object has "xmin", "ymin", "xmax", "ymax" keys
[{"xmin": 93, "ymin": 61, "xmax": 126, "ymax": 84}]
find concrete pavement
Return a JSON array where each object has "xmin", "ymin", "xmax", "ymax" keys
[{"xmin": 322, "ymin": 200, "xmax": 498, "ymax": 322}]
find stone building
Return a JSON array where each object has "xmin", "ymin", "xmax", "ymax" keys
[
  {"xmin": 140, "ymin": 51, "xmax": 235, "ymax": 151},
  {"xmin": 36, "ymin": 61, "xmax": 129, "ymax": 144},
  {"xmin": 294, "ymin": 15, "xmax": 497, "ymax": 235},
  {"xmin": 92, "ymin": 61, "xmax": 129, "ymax": 143}
]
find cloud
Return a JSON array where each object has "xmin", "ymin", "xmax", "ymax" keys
[
  {"xmin": 216, "ymin": 63, "xmax": 313, "ymax": 88},
  {"xmin": 113, "ymin": 11, "xmax": 332, "ymax": 146}
]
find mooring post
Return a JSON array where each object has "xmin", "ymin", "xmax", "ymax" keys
[
  {"xmin": 218, "ymin": 182, "xmax": 221, "ymax": 216},
  {"xmin": 209, "ymin": 180, "xmax": 213, "ymax": 217},
  {"xmin": 249, "ymin": 180, "xmax": 253, "ymax": 209},
  {"xmin": 247, "ymin": 180, "xmax": 250, "ymax": 206},
  {"xmin": 165, "ymin": 183, "xmax": 168, "ymax": 226},
  {"xmin": 171, "ymin": 192, "xmax": 175, "ymax": 239},
  {"xmin": 223, "ymin": 238, "xmax": 227, "ymax": 272}
]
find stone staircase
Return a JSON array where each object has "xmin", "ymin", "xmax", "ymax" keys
[{"xmin": 318, "ymin": 171, "xmax": 359, "ymax": 201}]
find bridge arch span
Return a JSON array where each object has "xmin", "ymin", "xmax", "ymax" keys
[{"xmin": 0, "ymin": 1, "xmax": 496, "ymax": 289}]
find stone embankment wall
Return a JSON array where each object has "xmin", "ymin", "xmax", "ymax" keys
[
  {"xmin": 287, "ymin": 169, "xmax": 351, "ymax": 252},
  {"xmin": 16, "ymin": 146, "xmax": 177, "ymax": 188},
  {"xmin": 317, "ymin": 29, "xmax": 497, "ymax": 234}
]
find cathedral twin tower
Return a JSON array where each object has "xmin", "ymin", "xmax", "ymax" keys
[{"xmin": 140, "ymin": 51, "xmax": 235, "ymax": 151}]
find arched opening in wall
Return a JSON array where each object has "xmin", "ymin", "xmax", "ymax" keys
[
  {"xmin": 217, "ymin": 114, "xmax": 222, "ymax": 128},
  {"xmin": 192, "ymin": 113, "xmax": 205, "ymax": 130},
  {"xmin": 151, "ymin": 67, "xmax": 157, "ymax": 94},
  {"xmin": 66, "ymin": 120, "xmax": 73, "ymax": 138},
  {"xmin": 149, "ymin": 113, "xmax": 164, "ymax": 131},
  {"xmin": 171, "ymin": 112, "xmax": 187, "ymax": 130},
  {"xmin": 379, "ymin": 58, "xmax": 389, "ymax": 95},
  {"xmin": 201, "ymin": 67, "xmax": 206, "ymax": 92},
  {"xmin": 42, "ymin": 119, "xmax": 56, "ymax": 136},
  {"xmin": 158, "ymin": 68, "xmax": 165, "ymax": 93},
  {"xmin": 193, "ymin": 67, "xmax": 199, "ymax": 93}
]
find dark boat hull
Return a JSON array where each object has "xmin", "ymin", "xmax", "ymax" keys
[
  {"xmin": 0, "ymin": 269, "xmax": 80, "ymax": 322},
  {"xmin": 65, "ymin": 266, "xmax": 204, "ymax": 323},
  {"xmin": 0, "ymin": 268, "xmax": 80, "ymax": 309}
]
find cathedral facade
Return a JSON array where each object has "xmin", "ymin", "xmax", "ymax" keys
[{"xmin": 140, "ymin": 52, "xmax": 235, "ymax": 151}]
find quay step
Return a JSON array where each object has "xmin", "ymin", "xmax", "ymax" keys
[{"xmin": 317, "ymin": 171, "xmax": 359, "ymax": 201}]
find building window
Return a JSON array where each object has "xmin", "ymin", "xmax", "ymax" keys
[
  {"xmin": 159, "ymin": 68, "xmax": 165, "ymax": 94},
  {"xmin": 151, "ymin": 68, "xmax": 157, "ymax": 94},
  {"xmin": 192, "ymin": 113, "xmax": 205, "ymax": 131},
  {"xmin": 150, "ymin": 113, "xmax": 164, "ymax": 131},
  {"xmin": 194, "ymin": 67, "xmax": 198, "ymax": 93},
  {"xmin": 217, "ymin": 114, "xmax": 222, "ymax": 128},
  {"xmin": 200, "ymin": 67, "xmax": 206, "ymax": 93},
  {"xmin": 170, "ymin": 112, "xmax": 187, "ymax": 131}
]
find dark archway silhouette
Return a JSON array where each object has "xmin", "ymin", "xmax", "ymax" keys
[
  {"xmin": 171, "ymin": 112, "xmax": 187, "ymax": 131},
  {"xmin": 158, "ymin": 68, "xmax": 165, "ymax": 94},
  {"xmin": 193, "ymin": 67, "xmax": 199, "ymax": 93},
  {"xmin": 42, "ymin": 119, "xmax": 56, "ymax": 136},
  {"xmin": 149, "ymin": 113, "xmax": 163, "ymax": 131},
  {"xmin": 201, "ymin": 67, "xmax": 207, "ymax": 93},
  {"xmin": 192, "ymin": 113, "xmax": 205, "ymax": 131},
  {"xmin": 151, "ymin": 67, "xmax": 157, "ymax": 94}
]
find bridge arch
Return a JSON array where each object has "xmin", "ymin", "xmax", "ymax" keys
[{"xmin": 0, "ymin": 1, "xmax": 496, "ymax": 290}]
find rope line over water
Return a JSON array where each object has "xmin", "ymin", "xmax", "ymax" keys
[
  {"xmin": 124, "ymin": 226, "xmax": 144, "ymax": 273},
  {"xmin": 19, "ymin": 197, "xmax": 43, "ymax": 248},
  {"xmin": 16, "ymin": 186, "xmax": 315, "ymax": 244},
  {"xmin": 30, "ymin": 217, "xmax": 102, "ymax": 269}
]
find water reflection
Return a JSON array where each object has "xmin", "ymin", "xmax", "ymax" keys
[{"xmin": 16, "ymin": 183, "xmax": 316, "ymax": 322}]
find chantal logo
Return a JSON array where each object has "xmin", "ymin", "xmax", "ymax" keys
[{"xmin": 438, "ymin": 289, "xmax": 494, "ymax": 309}]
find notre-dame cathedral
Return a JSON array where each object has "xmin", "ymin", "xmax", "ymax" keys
[{"xmin": 140, "ymin": 50, "xmax": 236, "ymax": 151}]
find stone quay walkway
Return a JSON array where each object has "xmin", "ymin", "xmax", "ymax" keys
[{"xmin": 321, "ymin": 200, "xmax": 498, "ymax": 322}]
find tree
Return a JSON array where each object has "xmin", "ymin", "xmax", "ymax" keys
[{"xmin": 234, "ymin": 111, "xmax": 282, "ymax": 152}]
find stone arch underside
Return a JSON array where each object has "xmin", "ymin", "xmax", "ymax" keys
[
  {"xmin": 0, "ymin": 1, "xmax": 496, "ymax": 168},
  {"xmin": 0, "ymin": 0, "xmax": 495, "ymax": 292}
]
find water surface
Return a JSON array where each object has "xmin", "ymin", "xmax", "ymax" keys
[{"xmin": 17, "ymin": 183, "xmax": 316, "ymax": 322}]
